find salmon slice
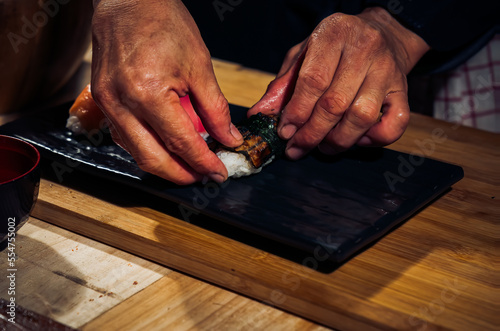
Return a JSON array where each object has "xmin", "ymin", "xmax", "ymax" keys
[
  {"xmin": 66, "ymin": 84, "xmax": 106, "ymax": 134},
  {"xmin": 66, "ymin": 84, "xmax": 206, "ymax": 135}
]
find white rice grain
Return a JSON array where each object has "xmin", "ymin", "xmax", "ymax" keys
[{"xmin": 216, "ymin": 149, "xmax": 274, "ymax": 178}]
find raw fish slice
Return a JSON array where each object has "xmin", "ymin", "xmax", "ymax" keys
[{"xmin": 66, "ymin": 84, "xmax": 107, "ymax": 134}]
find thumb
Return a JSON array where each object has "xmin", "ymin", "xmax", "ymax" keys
[
  {"xmin": 248, "ymin": 42, "xmax": 306, "ymax": 117},
  {"xmin": 247, "ymin": 65, "xmax": 299, "ymax": 117}
]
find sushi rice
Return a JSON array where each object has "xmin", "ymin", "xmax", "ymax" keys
[{"xmin": 216, "ymin": 149, "xmax": 274, "ymax": 178}]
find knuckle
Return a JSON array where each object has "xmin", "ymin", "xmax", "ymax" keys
[
  {"xmin": 212, "ymin": 94, "xmax": 230, "ymax": 117},
  {"xmin": 92, "ymin": 71, "xmax": 168, "ymax": 112},
  {"xmin": 125, "ymin": 74, "xmax": 163, "ymax": 103},
  {"xmin": 324, "ymin": 12, "xmax": 351, "ymax": 29},
  {"xmin": 363, "ymin": 26, "xmax": 385, "ymax": 47},
  {"xmin": 324, "ymin": 90, "xmax": 352, "ymax": 113},
  {"xmin": 299, "ymin": 69, "xmax": 331, "ymax": 97},
  {"xmin": 374, "ymin": 53, "xmax": 400, "ymax": 74},
  {"xmin": 164, "ymin": 135, "xmax": 190, "ymax": 157},
  {"xmin": 316, "ymin": 93, "xmax": 349, "ymax": 119},
  {"xmin": 201, "ymin": 94, "xmax": 231, "ymax": 129},
  {"xmin": 122, "ymin": 69, "xmax": 173, "ymax": 107},
  {"xmin": 297, "ymin": 128, "xmax": 324, "ymax": 148},
  {"xmin": 350, "ymin": 103, "xmax": 380, "ymax": 127},
  {"xmin": 283, "ymin": 107, "xmax": 309, "ymax": 127},
  {"xmin": 348, "ymin": 29, "xmax": 383, "ymax": 53},
  {"xmin": 327, "ymin": 13, "xmax": 359, "ymax": 36}
]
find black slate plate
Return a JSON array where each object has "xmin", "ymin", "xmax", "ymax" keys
[{"xmin": 0, "ymin": 102, "xmax": 464, "ymax": 265}]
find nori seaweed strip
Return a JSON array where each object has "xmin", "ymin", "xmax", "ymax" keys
[
  {"xmin": 230, "ymin": 113, "xmax": 286, "ymax": 168},
  {"xmin": 207, "ymin": 113, "xmax": 286, "ymax": 169}
]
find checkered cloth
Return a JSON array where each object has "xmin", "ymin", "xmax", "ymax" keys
[{"xmin": 432, "ymin": 35, "xmax": 500, "ymax": 132}]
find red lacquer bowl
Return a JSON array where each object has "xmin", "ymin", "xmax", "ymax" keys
[{"xmin": 0, "ymin": 135, "xmax": 40, "ymax": 249}]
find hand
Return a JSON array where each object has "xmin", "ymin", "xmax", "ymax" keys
[
  {"xmin": 248, "ymin": 7, "xmax": 430, "ymax": 159},
  {"xmin": 91, "ymin": 0, "xmax": 243, "ymax": 184}
]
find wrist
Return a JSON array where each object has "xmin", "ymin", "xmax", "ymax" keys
[{"xmin": 359, "ymin": 7, "xmax": 430, "ymax": 73}]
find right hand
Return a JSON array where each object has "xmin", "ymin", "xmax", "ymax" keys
[
  {"xmin": 91, "ymin": 0, "xmax": 243, "ymax": 185},
  {"xmin": 249, "ymin": 7, "xmax": 429, "ymax": 160}
]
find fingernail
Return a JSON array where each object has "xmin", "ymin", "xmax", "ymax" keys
[
  {"xmin": 286, "ymin": 146, "xmax": 304, "ymax": 160},
  {"xmin": 209, "ymin": 173, "xmax": 226, "ymax": 184},
  {"xmin": 230, "ymin": 123, "xmax": 243, "ymax": 142},
  {"xmin": 280, "ymin": 124, "xmax": 297, "ymax": 140}
]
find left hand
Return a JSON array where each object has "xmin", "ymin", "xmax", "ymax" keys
[
  {"xmin": 91, "ymin": 0, "xmax": 242, "ymax": 185},
  {"xmin": 248, "ymin": 7, "xmax": 430, "ymax": 159}
]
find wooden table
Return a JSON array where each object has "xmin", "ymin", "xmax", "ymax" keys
[{"xmin": 1, "ymin": 57, "xmax": 498, "ymax": 330}]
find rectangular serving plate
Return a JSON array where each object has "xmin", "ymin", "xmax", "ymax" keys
[{"xmin": 0, "ymin": 102, "xmax": 464, "ymax": 267}]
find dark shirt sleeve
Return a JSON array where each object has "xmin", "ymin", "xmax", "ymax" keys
[
  {"xmin": 183, "ymin": 0, "xmax": 499, "ymax": 74},
  {"xmin": 365, "ymin": 0, "xmax": 500, "ymax": 73}
]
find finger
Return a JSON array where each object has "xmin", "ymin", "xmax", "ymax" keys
[
  {"xmin": 143, "ymin": 90, "xmax": 229, "ymax": 182},
  {"xmin": 189, "ymin": 60, "xmax": 243, "ymax": 148},
  {"xmin": 277, "ymin": 40, "xmax": 342, "ymax": 141},
  {"xmin": 248, "ymin": 43, "xmax": 306, "ymax": 117},
  {"xmin": 285, "ymin": 50, "xmax": 371, "ymax": 159},
  {"xmin": 316, "ymin": 76, "xmax": 392, "ymax": 155},
  {"xmin": 357, "ymin": 90, "xmax": 410, "ymax": 146},
  {"xmin": 106, "ymin": 106, "xmax": 204, "ymax": 185},
  {"xmin": 247, "ymin": 66, "xmax": 298, "ymax": 117}
]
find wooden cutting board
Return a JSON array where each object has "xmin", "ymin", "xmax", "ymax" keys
[
  {"xmin": 30, "ymin": 126, "xmax": 499, "ymax": 330},
  {"xmin": 18, "ymin": 60, "xmax": 500, "ymax": 330}
]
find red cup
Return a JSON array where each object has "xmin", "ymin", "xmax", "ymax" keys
[{"xmin": 0, "ymin": 135, "xmax": 40, "ymax": 249}]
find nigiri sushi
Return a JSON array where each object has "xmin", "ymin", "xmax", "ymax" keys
[
  {"xmin": 211, "ymin": 113, "xmax": 285, "ymax": 178},
  {"xmin": 66, "ymin": 85, "xmax": 284, "ymax": 179},
  {"xmin": 66, "ymin": 84, "xmax": 207, "ymax": 137},
  {"xmin": 66, "ymin": 84, "xmax": 108, "ymax": 135}
]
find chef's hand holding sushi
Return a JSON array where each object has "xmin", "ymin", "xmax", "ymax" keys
[
  {"xmin": 89, "ymin": 1, "xmax": 429, "ymax": 184},
  {"xmin": 90, "ymin": 0, "xmax": 243, "ymax": 185},
  {"xmin": 248, "ymin": 7, "xmax": 430, "ymax": 160}
]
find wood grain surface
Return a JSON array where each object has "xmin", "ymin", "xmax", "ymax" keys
[
  {"xmin": 0, "ymin": 218, "xmax": 169, "ymax": 329},
  {"xmin": 28, "ymin": 59, "xmax": 500, "ymax": 330},
  {"xmin": 0, "ymin": 217, "xmax": 327, "ymax": 330}
]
